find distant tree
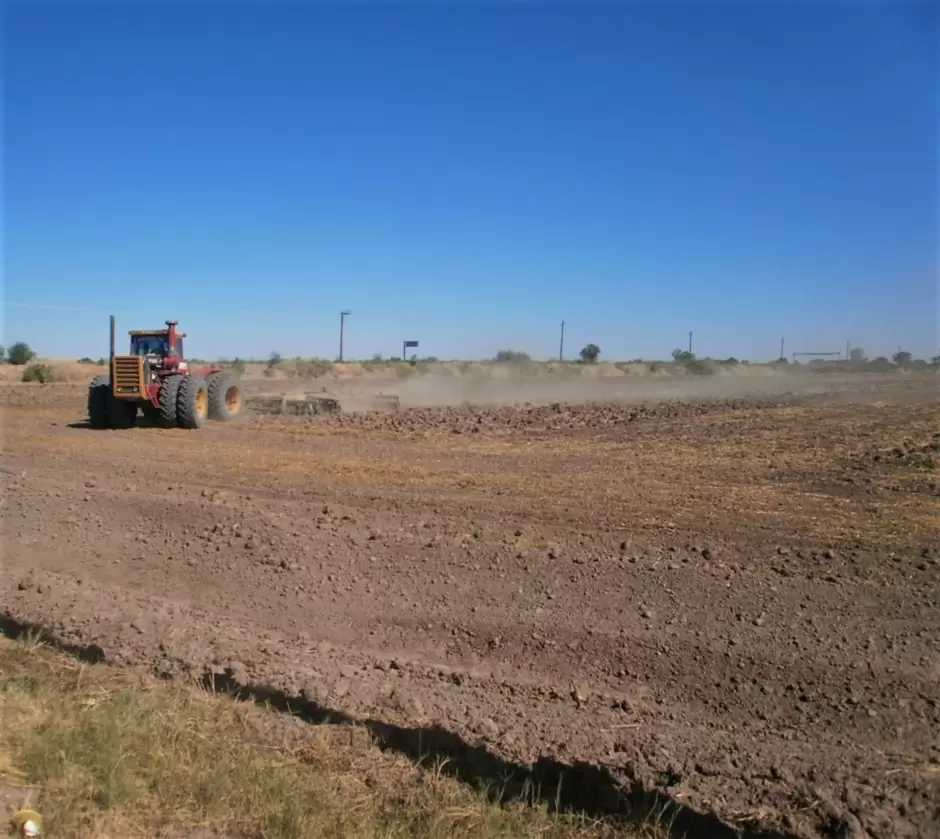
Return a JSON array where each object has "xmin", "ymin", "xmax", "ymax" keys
[
  {"xmin": 7, "ymin": 342, "xmax": 36, "ymax": 366},
  {"xmin": 892, "ymin": 350, "xmax": 912, "ymax": 367},
  {"xmin": 267, "ymin": 351, "xmax": 282, "ymax": 368},
  {"xmin": 494, "ymin": 349, "xmax": 532, "ymax": 363},
  {"xmin": 932, "ymin": 355, "xmax": 940, "ymax": 365},
  {"xmin": 579, "ymin": 343, "xmax": 601, "ymax": 363},
  {"xmin": 775, "ymin": 357, "xmax": 789, "ymax": 364},
  {"xmin": 671, "ymin": 348, "xmax": 696, "ymax": 363},
  {"xmin": 849, "ymin": 347, "xmax": 866, "ymax": 364}
]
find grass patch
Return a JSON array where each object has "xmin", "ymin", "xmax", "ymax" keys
[{"xmin": 0, "ymin": 637, "xmax": 653, "ymax": 839}]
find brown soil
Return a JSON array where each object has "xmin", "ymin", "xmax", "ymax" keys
[{"xmin": 1, "ymin": 377, "xmax": 938, "ymax": 839}]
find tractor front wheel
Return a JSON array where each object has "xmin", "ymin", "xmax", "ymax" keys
[
  {"xmin": 88, "ymin": 375, "xmax": 111, "ymax": 429},
  {"xmin": 88, "ymin": 374, "xmax": 136, "ymax": 429},
  {"xmin": 141, "ymin": 402, "xmax": 161, "ymax": 423},
  {"xmin": 177, "ymin": 374, "xmax": 209, "ymax": 429},
  {"xmin": 108, "ymin": 398, "xmax": 138, "ymax": 429},
  {"xmin": 206, "ymin": 372, "xmax": 243, "ymax": 421}
]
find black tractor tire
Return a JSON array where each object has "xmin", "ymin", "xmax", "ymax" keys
[
  {"xmin": 141, "ymin": 402, "xmax": 161, "ymax": 423},
  {"xmin": 159, "ymin": 374, "xmax": 183, "ymax": 428},
  {"xmin": 206, "ymin": 372, "xmax": 243, "ymax": 421},
  {"xmin": 88, "ymin": 375, "xmax": 111, "ymax": 429},
  {"xmin": 108, "ymin": 397, "xmax": 138, "ymax": 429},
  {"xmin": 177, "ymin": 373, "xmax": 209, "ymax": 429}
]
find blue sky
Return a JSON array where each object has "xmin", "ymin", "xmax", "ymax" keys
[{"xmin": 3, "ymin": 2, "xmax": 937, "ymax": 362}]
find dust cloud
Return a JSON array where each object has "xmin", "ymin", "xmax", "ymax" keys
[{"xmin": 247, "ymin": 366, "xmax": 928, "ymax": 411}]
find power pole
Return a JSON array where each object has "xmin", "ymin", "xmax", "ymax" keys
[
  {"xmin": 845, "ymin": 339, "xmax": 850, "ymax": 360},
  {"xmin": 688, "ymin": 331, "xmax": 693, "ymax": 355},
  {"xmin": 780, "ymin": 337, "xmax": 784, "ymax": 361},
  {"xmin": 559, "ymin": 320, "xmax": 565, "ymax": 361},
  {"xmin": 339, "ymin": 310, "xmax": 351, "ymax": 362}
]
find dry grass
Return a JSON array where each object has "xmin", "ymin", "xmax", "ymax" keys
[{"xmin": 0, "ymin": 636, "xmax": 652, "ymax": 839}]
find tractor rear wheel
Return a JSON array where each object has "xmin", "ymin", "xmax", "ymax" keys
[
  {"xmin": 88, "ymin": 375, "xmax": 111, "ymax": 429},
  {"xmin": 207, "ymin": 372, "xmax": 243, "ymax": 421},
  {"xmin": 177, "ymin": 374, "xmax": 209, "ymax": 429},
  {"xmin": 159, "ymin": 374, "xmax": 183, "ymax": 428}
]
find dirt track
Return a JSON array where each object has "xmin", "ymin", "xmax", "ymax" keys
[{"xmin": 2, "ymin": 376, "xmax": 939, "ymax": 839}]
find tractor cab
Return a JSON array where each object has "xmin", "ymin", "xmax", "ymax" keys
[
  {"xmin": 130, "ymin": 332, "xmax": 171, "ymax": 357},
  {"xmin": 128, "ymin": 322, "xmax": 185, "ymax": 361}
]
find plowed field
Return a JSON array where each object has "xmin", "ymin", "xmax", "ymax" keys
[{"xmin": 1, "ymin": 376, "xmax": 938, "ymax": 839}]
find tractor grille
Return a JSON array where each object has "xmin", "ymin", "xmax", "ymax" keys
[{"xmin": 113, "ymin": 356, "xmax": 144, "ymax": 396}]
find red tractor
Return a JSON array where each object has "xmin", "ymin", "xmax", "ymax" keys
[{"xmin": 88, "ymin": 316, "xmax": 244, "ymax": 429}]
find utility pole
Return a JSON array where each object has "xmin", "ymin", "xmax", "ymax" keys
[
  {"xmin": 688, "ymin": 331, "xmax": 693, "ymax": 355},
  {"xmin": 339, "ymin": 310, "xmax": 351, "ymax": 362},
  {"xmin": 780, "ymin": 337, "xmax": 785, "ymax": 361},
  {"xmin": 559, "ymin": 320, "xmax": 565, "ymax": 362},
  {"xmin": 846, "ymin": 339, "xmax": 850, "ymax": 360}
]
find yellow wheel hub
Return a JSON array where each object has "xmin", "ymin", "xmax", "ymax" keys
[{"xmin": 225, "ymin": 385, "xmax": 243, "ymax": 413}]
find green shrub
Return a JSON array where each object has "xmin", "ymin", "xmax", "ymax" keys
[
  {"xmin": 22, "ymin": 363, "xmax": 58, "ymax": 383},
  {"xmin": 685, "ymin": 359, "xmax": 718, "ymax": 376},
  {"xmin": 295, "ymin": 358, "xmax": 333, "ymax": 378},
  {"xmin": 867, "ymin": 357, "xmax": 894, "ymax": 373},
  {"xmin": 892, "ymin": 351, "xmax": 912, "ymax": 367},
  {"xmin": 494, "ymin": 349, "xmax": 531, "ymax": 363}
]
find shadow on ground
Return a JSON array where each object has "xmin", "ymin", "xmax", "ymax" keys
[{"xmin": 0, "ymin": 618, "xmax": 796, "ymax": 839}]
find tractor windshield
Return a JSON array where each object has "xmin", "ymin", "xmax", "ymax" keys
[{"xmin": 131, "ymin": 335, "xmax": 169, "ymax": 356}]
